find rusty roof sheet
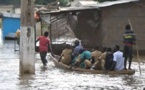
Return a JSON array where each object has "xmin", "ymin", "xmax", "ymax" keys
[
  {"xmin": 90, "ymin": 0, "xmax": 139, "ymax": 7},
  {"xmin": 39, "ymin": 0, "xmax": 139, "ymax": 14},
  {"xmin": 40, "ymin": 6, "xmax": 99, "ymax": 14}
]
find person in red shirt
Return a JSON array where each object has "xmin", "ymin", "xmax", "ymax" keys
[{"xmin": 36, "ymin": 31, "xmax": 53, "ymax": 66}]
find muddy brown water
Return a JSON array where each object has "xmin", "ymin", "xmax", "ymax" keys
[{"xmin": 0, "ymin": 40, "xmax": 145, "ymax": 90}]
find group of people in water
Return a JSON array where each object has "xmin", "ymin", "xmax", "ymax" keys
[
  {"xmin": 58, "ymin": 24, "xmax": 136, "ymax": 71},
  {"xmin": 35, "ymin": 24, "xmax": 136, "ymax": 71}
]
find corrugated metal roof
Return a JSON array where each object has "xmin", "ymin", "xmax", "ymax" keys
[
  {"xmin": 2, "ymin": 12, "xmax": 20, "ymax": 18},
  {"xmin": 40, "ymin": 6, "xmax": 99, "ymax": 14},
  {"xmin": 88, "ymin": 0, "xmax": 139, "ymax": 7},
  {"xmin": 39, "ymin": 0, "xmax": 139, "ymax": 14},
  {"xmin": 75, "ymin": 1, "xmax": 99, "ymax": 7}
]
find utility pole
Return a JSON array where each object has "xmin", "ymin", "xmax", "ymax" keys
[{"xmin": 20, "ymin": 0, "xmax": 35, "ymax": 74}]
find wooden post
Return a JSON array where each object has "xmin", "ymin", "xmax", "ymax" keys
[
  {"xmin": 41, "ymin": 21, "xmax": 43, "ymax": 35},
  {"xmin": 20, "ymin": 0, "xmax": 35, "ymax": 74},
  {"xmin": 49, "ymin": 24, "xmax": 52, "ymax": 43}
]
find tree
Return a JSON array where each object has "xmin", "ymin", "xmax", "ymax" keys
[
  {"xmin": 59, "ymin": 0, "xmax": 69, "ymax": 7},
  {"xmin": 35, "ymin": 0, "xmax": 56, "ymax": 5},
  {"xmin": 35, "ymin": 0, "xmax": 71, "ymax": 6}
]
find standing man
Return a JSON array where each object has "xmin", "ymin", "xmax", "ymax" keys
[
  {"xmin": 123, "ymin": 24, "xmax": 136, "ymax": 70},
  {"xmin": 36, "ymin": 31, "xmax": 53, "ymax": 66}
]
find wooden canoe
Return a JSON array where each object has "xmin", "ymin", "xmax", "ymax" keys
[{"xmin": 49, "ymin": 55, "xmax": 135, "ymax": 75}]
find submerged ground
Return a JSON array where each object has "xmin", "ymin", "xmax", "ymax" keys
[
  {"xmin": 0, "ymin": 40, "xmax": 144, "ymax": 90},
  {"xmin": 0, "ymin": 28, "xmax": 145, "ymax": 90}
]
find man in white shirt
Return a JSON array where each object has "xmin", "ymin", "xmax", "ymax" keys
[{"xmin": 112, "ymin": 45, "xmax": 124, "ymax": 71}]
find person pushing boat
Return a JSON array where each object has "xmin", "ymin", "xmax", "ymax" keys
[{"xmin": 36, "ymin": 31, "xmax": 53, "ymax": 67}]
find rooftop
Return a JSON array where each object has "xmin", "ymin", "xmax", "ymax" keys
[
  {"xmin": 39, "ymin": 0, "xmax": 139, "ymax": 14},
  {"xmin": 75, "ymin": 1, "xmax": 99, "ymax": 7}
]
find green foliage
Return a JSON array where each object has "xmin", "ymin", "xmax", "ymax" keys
[
  {"xmin": 94, "ymin": 0, "xmax": 116, "ymax": 2},
  {"xmin": 35, "ymin": 0, "xmax": 54, "ymax": 5},
  {"xmin": 0, "ymin": 0, "xmax": 71, "ymax": 6},
  {"xmin": 35, "ymin": 0, "xmax": 70, "ymax": 6},
  {"xmin": 59, "ymin": 0, "xmax": 68, "ymax": 6}
]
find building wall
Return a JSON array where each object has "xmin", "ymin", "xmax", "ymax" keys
[
  {"xmin": 0, "ymin": 5, "xmax": 14, "ymax": 13},
  {"xmin": 75, "ymin": 10, "xmax": 103, "ymax": 48},
  {"xmin": 2, "ymin": 17, "xmax": 20, "ymax": 39},
  {"xmin": 101, "ymin": 1, "xmax": 145, "ymax": 50}
]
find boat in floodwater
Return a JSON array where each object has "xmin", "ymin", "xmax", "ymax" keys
[{"xmin": 49, "ymin": 55, "xmax": 135, "ymax": 75}]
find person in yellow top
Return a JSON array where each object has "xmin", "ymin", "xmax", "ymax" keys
[
  {"xmin": 58, "ymin": 44, "xmax": 73, "ymax": 65},
  {"xmin": 91, "ymin": 46, "xmax": 102, "ymax": 64},
  {"xmin": 91, "ymin": 47, "xmax": 107, "ymax": 70},
  {"xmin": 15, "ymin": 29, "xmax": 20, "ymax": 45}
]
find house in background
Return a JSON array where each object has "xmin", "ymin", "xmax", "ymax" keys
[{"xmin": 1, "ymin": 12, "xmax": 20, "ymax": 39}]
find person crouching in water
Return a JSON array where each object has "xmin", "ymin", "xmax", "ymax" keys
[
  {"xmin": 73, "ymin": 49, "xmax": 92, "ymax": 69},
  {"xmin": 58, "ymin": 44, "xmax": 73, "ymax": 65}
]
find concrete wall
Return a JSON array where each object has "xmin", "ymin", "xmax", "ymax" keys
[
  {"xmin": 101, "ymin": 1, "xmax": 145, "ymax": 50},
  {"xmin": 0, "ymin": 5, "xmax": 14, "ymax": 13}
]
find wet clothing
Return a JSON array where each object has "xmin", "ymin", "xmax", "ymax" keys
[
  {"xmin": 72, "ymin": 44, "xmax": 83, "ymax": 58},
  {"xmin": 60, "ymin": 49, "xmax": 72, "ymax": 65},
  {"xmin": 38, "ymin": 36, "xmax": 50, "ymax": 52},
  {"xmin": 93, "ymin": 59, "xmax": 105, "ymax": 70},
  {"xmin": 95, "ymin": 52, "xmax": 106, "ymax": 70},
  {"xmin": 80, "ymin": 51, "xmax": 91, "ymax": 68},
  {"xmin": 80, "ymin": 51, "xmax": 91, "ymax": 60},
  {"xmin": 40, "ymin": 51, "xmax": 47, "ymax": 66},
  {"xmin": 91, "ymin": 50, "xmax": 102, "ymax": 64},
  {"xmin": 76, "ymin": 51, "xmax": 91, "ymax": 68},
  {"xmin": 84, "ymin": 60, "xmax": 92, "ymax": 69},
  {"xmin": 123, "ymin": 30, "xmax": 136, "ymax": 45},
  {"xmin": 123, "ymin": 29, "xmax": 136, "ymax": 69},
  {"xmin": 91, "ymin": 50, "xmax": 103, "ymax": 70},
  {"xmin": 38, "ymin": 36, "xmax": 50, "ymax": 66},
  {"xmin": 113, "ymin": 51, "xmax": 124, "ymax": 71},
  {"xmin": 123, "ymin": 45, "xmax": 133, "ymax": 58},
  {"xmin": 104, "ymin": 52, "xmax": 113, "ymax": 70}
]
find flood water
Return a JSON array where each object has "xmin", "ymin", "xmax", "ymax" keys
[{"xmin": 0, "ymin": 33, "xmax": 145, "ymax": 90}]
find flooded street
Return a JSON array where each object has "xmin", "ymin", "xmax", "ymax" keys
[
  {"xmin": 0, "ymin": 35, "xmax": 145, "ymax": 89},
  {"xmin": 0, "ymin": 41, "xmax": 144, "ymax": 90}
]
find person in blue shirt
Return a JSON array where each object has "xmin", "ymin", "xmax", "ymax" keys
[{"xmin": 71, "ymin": 40, "xmax": 83, "ymax": 64}]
